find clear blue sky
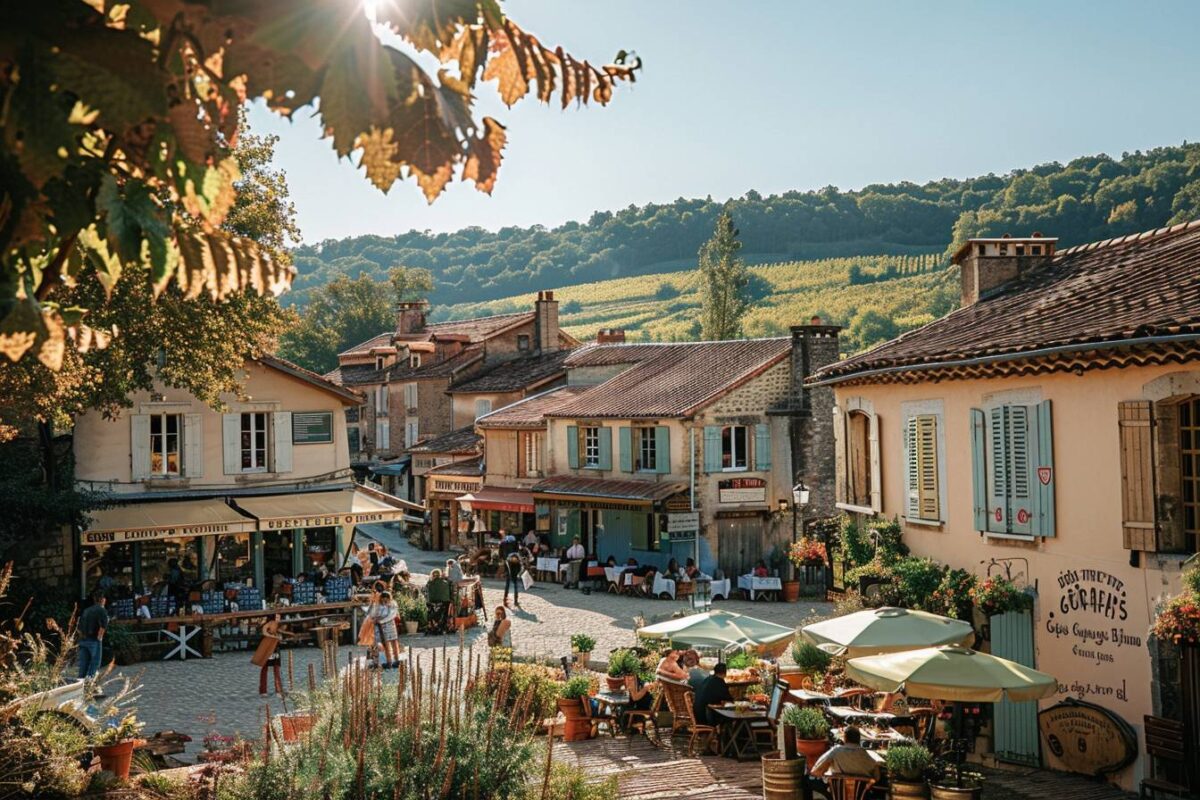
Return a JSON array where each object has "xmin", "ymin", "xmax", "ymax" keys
[{"xmin": 248, "ymin": 0, "xmax": 1200, "ymax": 244}]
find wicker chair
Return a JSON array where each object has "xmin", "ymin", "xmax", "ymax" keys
[
  {"xmin": 621, "ymin": 689, "xmax": 663, "ymax": 748},
  {"xmin": 826, "ymin": 775, "xmax": 875, "ymax": 800},
  {"xmin": 660, "ymin": 679, "xmax": 695, "ymax": 740},
  {"xmin": 681, "ymin": 692, "xmax": 717, "ymax": 757}
]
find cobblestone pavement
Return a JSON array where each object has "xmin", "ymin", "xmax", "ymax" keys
[{"xmin": 129, "ymin": 524, "xmax": 830, "ymax": 761}]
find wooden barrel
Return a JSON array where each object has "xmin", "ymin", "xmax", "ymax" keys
[
  {"xmin": 761, "ymin": 751, "xmax": 806, "ymax": 800},
  {"xmin": 889, "ymin": 779, "xmax": 931, "ymax": 799}
]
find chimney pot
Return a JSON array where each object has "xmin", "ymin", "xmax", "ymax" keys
[
  {"xmin": 534, "ymin": 290, "xmax": 560, "ymax": 353},
  {"xmin": 596, "ymin": 328, "xmax": 626, "ymax": 344},
  {"xmin": 810, "ymin": 315, "xmax": 822, "ymax": 326}
]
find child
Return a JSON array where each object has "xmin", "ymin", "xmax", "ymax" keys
[{"xmin": 373, "ymin": 591, "xmax": 401, "ymax": 669}]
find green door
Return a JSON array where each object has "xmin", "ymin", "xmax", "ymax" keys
[{"xmin": 991, "ymin": 609, "xmax": 1040, "ymax": 766}]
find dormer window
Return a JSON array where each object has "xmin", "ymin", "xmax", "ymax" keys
[
  {"xmin": 375, "ymin": 356, "xmax": 385, "ymax": 370},
  {"xmin": 999, "ymin": 243, "xmax": 1008, "ymax": 256},
  {"xmin": 977, "ymin": 244, "xmax": 986, "ymax": 256},
  {"xmin": 410, "ymin": 354, "xmax": 421, "ymax": 368},
  {"xmin": 1030, "ymin": 244, "xmax": 1042, "ymax": 255}
]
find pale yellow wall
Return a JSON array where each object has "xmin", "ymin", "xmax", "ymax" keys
[
  {"xmin": 836, "ymin": 362, "xmax": 1195, "ymax": 789},
  {"xmin": 452, "ymin": 391, "xmax": 522, "ymax": 430},
  {"xmin": 74, "ymin": 360, "xmax": 352, "ymax": 494},
  {"xmin": 481, "ymin": 428, "xmax": 549, "ymax": 489}
]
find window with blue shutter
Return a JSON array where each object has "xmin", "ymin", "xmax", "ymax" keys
[
  {"xmin": 654, "ymin": 426, "xmax": 671, "ymax": 474},
  {"xmin": 754, "ymin": 423, "xmax": 771, "ymax": 471},
  {"xmin": 976, "ymin": 402, "xmax": 1055, "ymax": 537},
  {"xmin": 703, "ymin": 426, "xmax": 722, "ymax": 472},
  {"xmin": 596, "ymin": 426, "xmax": 612, "ymax": 471},
  {"xmin": 970, "ymin": 409, "xmax": 988, "ymax": 531},
  {"xmin": 566, "ymin": 425, "xmax": 579, "ymax": 469},
  {"xmin": 618, "ymin": 427, "xmax": 633, "ymax": 472}
]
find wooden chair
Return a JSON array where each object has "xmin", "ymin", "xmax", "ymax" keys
[
  {"xmin": 835, "ymin": 688, "xmax": 874, "ymax": 711},
  {"xmin": 622, "ymin": 689, "xmax": 663, "ymax": 748},
  {"xmin": 1141, "ymin": 715, "xmax": 1193, "ymax": 799},
  {"xmin": 752, "ymin": 680, "xmax": 789, "ymax": 748},
  {"xmin": 581, "ymin": 696, "xmax": 618, "ymax": 739},
  {"xmin": 681, "ymin": 691, "xmax": 717, "ymax": 757},
  {"xmin": 826, "ymin": 775, "xmax": 876, "ymax": 800},
  {"xmin": 660, "ymin": 679, "xmax": 695, "ymax": 740}
]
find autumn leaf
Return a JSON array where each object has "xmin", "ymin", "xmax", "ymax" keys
[{"xmin": 463, "ymin": 117, "xmax": 506, "ymax": 194}]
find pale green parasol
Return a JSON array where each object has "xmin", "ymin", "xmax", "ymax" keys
[
  {"xmin": 845, "ymin": 644, "xmax": 1058, "ymax": 703},
  {"xmin": 636, "ymin": 610, "xmax": 794, "ymax": 657},
  {"xmin": 800, "ymin": 606, "xmax": 975, "ymax": 658}
]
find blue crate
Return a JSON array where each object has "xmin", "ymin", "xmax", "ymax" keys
[
  {"xmin": 112, "ymin": 599, "xmax": 135, "ymax": 619},
  {"xmin": 292, "ymin": 583, "xmax": 317, "ymax": 604},
  {"xmin": 235, "ymin": 588, "xmax": 262, "ymax": 609},
  {"xmin": 324, "ymin": 577, "xmax": 351, "ymax": 602}
]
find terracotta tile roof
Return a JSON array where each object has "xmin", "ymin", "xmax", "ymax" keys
[
  {"xmin": 476, "ymin": 386, "xmax": 592, "ymax": 428},
  {"xmin": 407, "ymin": 426, "xmax": 481, "ymax": 454},
  {"xmin": 338, "ymin": 312, "xmax": 535, "ymax": 358},
  {"xmin": 531, "ymin": 475, "xmax": 687, "ymax": 502},
  {"xmin": 447, "ymin": 350, "xmax": 572, "ymax": 393},
  {"xmin": 328, "ymin": 363, "xmax": 388, "ymax": 386},
  {"xmin": 563, "ymin": 342, "xmax": 676, "ymax": 367},
  {"xmin": 547, "ymin": 338, "xmax": 793, "ymax": 419},
  {"xmin": 388, "ymin": 347, "xmax": 484, "ymax": 381},
  {"xmin": 338, "ymin": 331, "xmax": 395, "ymax": 357},
  {"xmin": 811, "ymin": 220, "xmax": 1200, "ymax": 385},
  {"xmin": 256, "ymin": 354, "xmax": 362, "ymax": 404}
]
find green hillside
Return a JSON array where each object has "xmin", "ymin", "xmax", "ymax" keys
[{"xmin": 435, "ymin": 253, "xmax": 957, "ymax": 353}]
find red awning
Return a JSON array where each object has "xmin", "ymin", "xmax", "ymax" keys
[{"xmin": 457, "ymin": 487, "xmax": 536, "ymax": 514}]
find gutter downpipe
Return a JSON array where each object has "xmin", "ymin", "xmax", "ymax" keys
[
  {"xmin": 805, "ymin": 332, "xmax": 1200, "ymax": 387},
  {"xmin": 690, "ymin": 425, "xmax": 698, "ymax": 573}
]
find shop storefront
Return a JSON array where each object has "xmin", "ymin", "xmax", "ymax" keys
[
  {"xmin": 456, "ymin": 487, "xmax": 537, "ymax": 540},
  {"xmin": 426, "ymin": 468, "xmax": 483, "ymax": 550}
]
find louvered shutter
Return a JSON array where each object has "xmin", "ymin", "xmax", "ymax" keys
[
  {"xmin": 1032, "ymin": 399, "xmax": 1055, "ymax": 538},
  {"xmin": 754, "ymin": 423, "xmax": 771, "ymax": 471},
  {"xmin": 1006, "ymin": 405, "xmax": 1033, "ymax": 536},
  {"xmin": 703, "ymin": 426, "xmax": 723, "ymax": 473},
  {"xmin": 272, "ymin": 411, "xmax": 293, "ymax": 473},
  {"xmin": 987, "ymin": 407, "xmax": 1009, "ymax": 533},
  {"xmin": 130, "ymin": 415, "xmax": 151, "ymax": 480},
  {"xmin": 905, "ymin": 418, "xmax": 920, "ymax": 518},
  {"xmin": 654, "ymin": 426, "xmax": 671, "ymax": 474},
  {"xmin": 222, "ymin": 413, "xmax": 241, "ymax": 474},
  {"xmin": 834, "ymin": 405, "xmax": 848, "ymax": 506},
  {"xmin": 184, "ymin": 413, "xmax": 204, "ymax": 478},
  {"xmin": 1118, "ymin": 400, "xmax": 1156, "ymax": 551},
  {"xmin": 868, "ymin": 412, "xmax": 881, "ymax": 513},
  {"xmin": 618, "ymin": 427, "xmax": 633, "ymax": 472},
  {"xmin": 916, "ymin": 415, "xmax": 940, "ymax": 520},
  {"xmin": 597, "ymin": 427, "xmax": 612, "ymax": 471},
  {"xmin": 970, "ymin": 409, "xmax": 988, "ymax": 531},
  {"xmin": 566, "ymin": 426, "xmax": 579, "ymax": 469}
]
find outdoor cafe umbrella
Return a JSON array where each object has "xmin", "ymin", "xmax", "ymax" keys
[
  {"xmin": 801, "ymin": 606, "xmax": 975, "ymax": 658},
  {"xmin": 637, "ymin": 610, "xmax": 794, "ymax": 657},
  {"xmin": 844, "ymin": 645, "xmax": 1058, "ymax": 703}
]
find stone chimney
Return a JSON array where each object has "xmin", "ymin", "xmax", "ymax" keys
[
  {"xmin": 534, "ymin": 290, "xmax": 559, "ymax": 353},
  {"xmin": 395, "ymin": 301, "xmax": 428, "ymax": 335},
  {"xmin": 954, "ymin": 233, "xmax": 1057, "ymax": 306},
  {"xmin": 790, "ymin": 319, "xmax": 840, "ymax": 413},
  {"xmin": 596, "ymin": 328, "xmax": 626, "ymax": 344},
  {"xmin": 788, "ymin": 318, "xmax": 842, "ymax": 520}
]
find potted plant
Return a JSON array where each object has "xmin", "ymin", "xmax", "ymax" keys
[
  {"xmin": 970, "ymin": 576, "xmax": 1033, "ymax": 618},
  {"xmin": 779, "ymin": 705, "xmax": 829, "ymax": 771},
  {"xmin": 605, "ymin": 648, "xmax": 641, "ymax": 692},
  {"xmin": 93, "ymin": 713, "xmax": 144, "ymax": 780},
  {"xmin": 557, "ymin": 676, "xmax": 591, "ymax": 719},
  {"xmin": 570, "ymin": 633, "xmax": 596, "ymax": 670},
  {"xmin": 402, "ymin": 595, "xmax": 428, "ymax": 634},
  {"xmin": 788, "ymin": 537, "xmax": 828, "ymax": 600},
  {"xmin": 886, "ymin": 743, "xmax": 933, "ymax": 798},
  {"xmin": 787, "ymin": 639, "xmax": 833, "ymax": 689},
  {"xmin": 929, "ymin": 758, "xmax": 983, "ymax": 800}
]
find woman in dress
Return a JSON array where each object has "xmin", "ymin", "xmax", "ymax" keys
[{"xmin": 488, "ymin": 606, "xmax": 512, "ymax": 649}]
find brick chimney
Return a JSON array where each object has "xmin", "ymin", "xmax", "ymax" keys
[
  {"xmin": 596, "ymin": 328, "xmax": 626, "ymax": 344},
  {"xmin": 954, "ymin": 233, "xmax": 1058, "ymax": 306},
  {"xmin": 534, "ymin": 290, "xmax": 559, "ymax": 353},
  {"xmin": 395, "ymin": 301, "xmax": 428, "ymax": 335}
]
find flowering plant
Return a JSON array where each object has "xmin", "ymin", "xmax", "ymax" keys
[
  {"xmin": 1152, "ymin": 594, "xmax": 1200, "ymax": 645},
  {"xmin": 788, "ymin": 537, "xmax": 827, "ymax": 568},
  {"xmin": 930, "ymin": 568, "xmax": 978, "ymax": 621},
  {"xmin": 970, "ymin": 576, "xmax": 1032, "ymax": 617}
]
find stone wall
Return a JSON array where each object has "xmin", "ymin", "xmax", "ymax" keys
[
  {"xmin": 792, "ymin": 325, "xmax": 840, "ymax": 521},
  {"xmin": 14, "ymin": 525, "xmax": 76, "ymax": 592}
]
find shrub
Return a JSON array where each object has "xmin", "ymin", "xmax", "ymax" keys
[
  {"xmin": 570, "ymin": 633, "xmax": 596, "ymax": 653},
  {"xmin": 890, "ymin": 557, "xmax": 946, "ymax": 610},
  {"xmin": 559, "ymin": 676, "xmax": 592, "ymax": 700},
  {"xmin": 791, "ymin": 640, "xmax": 832, "ymax": 674},
  {"xmin": 506, "ymin": 663, "xmax": 562, "ymax": 719},
  {"xmin": 972, "ymin": 576, "xmax": 1033, "ymax": 617},
  {"xmin": 1152, "ymin": 594, "xmax": 1200, "ymax": 645},
  {"xmin": 606, "ymin": 648, "xmax": 642, "ymax": 678},
  {"xmin": 886, "ymin": 743, "xmax": 933, "ymax": 781},
  {"xmin": 930, "ymin": 568, "xmax": 978, "ymax": 621},
  {"xmin": 780, "ymin": 705, "xmax": 830, "ymax": 740},
  {"xmin": 400, "ymin": 595, "xmax": 428, "ymax": 624},
  {"xmin": 654, "ymin": 282, "xmax": 681, "ymax": 301},
  {"xmin": 105, "ymin": 623, "xmax": 140, "ymax": 665},
  {"xmin": 839, "ymin": 516, "xmax": 873, "ymax": 567},
  {"xmin": 139, "ymin": 771, "xmax": 198, "ymax": 799},
  {"xmin": 788, "ymin": 537, "xmax": 827, "ymax": 568}
]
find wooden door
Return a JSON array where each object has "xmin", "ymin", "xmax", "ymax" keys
[
  {"xmin": 717, "ymin": 516, "xmax": 765, "ymax": 578},
  {"xmin": 992, "ymin": 610, "xmax": 1040, "ymax": 766}
]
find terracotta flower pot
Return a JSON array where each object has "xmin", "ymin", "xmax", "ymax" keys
[
  {"xmin": 889, "ymin": 779, "xmax": 931, "ymax": 799},
  {"xmin": 781, "ymin": 580, "xmax": 801, "ymax": 603},
  {"xmin": 930, "ymin": 784, "xmax": 981, "ymax": 800},
  {"xmin": 605, "ymin": 676, "xmax": 626, "ymax": 693},
  {"xmin": 795, "ymin": 738, "xmax": 829, "ymax": 773},
  {"xmin": 404, "ymin": 620, "xmax": 419, "ymax": 635},
  {"xmin": 557, "ymin": 697, "xmax": 586, "ymax": 720},
  {"xmin": 279, "ymin": 713, "xmax": 316, "ymax": 742},
  {"xmin": 95, "ymin": 739, "xmax": 142, "ymax": 780}
]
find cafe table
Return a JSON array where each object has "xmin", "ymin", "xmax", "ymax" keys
[
  {"xmin": 593, "ymin": 691, "xmax": 632, "ymax": 734},
  {"xmin": 710, "ymin": 704, "xmax": 768, "ymax": 761},
  {"xmin": 789, "ymin": 688, "xmax": 833, "ymax": 705},
  {"xmin": 737, "ymin": 575, "xmax": 782, "ymax": 602},
  {"xmin": 535, "ymin": 556, "xmax": 560, "ymax": 582}
]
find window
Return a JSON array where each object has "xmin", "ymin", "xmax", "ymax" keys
[
  {"xmin": 721, "ymin": 425, "xmax": 748, "ymax": 471},
  {"xmin": 847, "ymin": 412, "xmax": 871, "ymax": 506},
  {"xmin": 149, "ymin": 413, "xmax": 181, "ymax": 475},
  {"xmin": 475, "ymin": 398, "xmax": 493, "ymax": 419},
  {"xmin": 583, "ymin": 426, "xmax": 601, "ymax": 467},
  {"xmin": 1180, "ymin": 398, "xmax": 1200, "ymax": 552},
  {"xmin": 405, "ymin": 417, "xmax": 418, "ymax": 447},
  {"xmin": 635, "ymin": 426, "xmax": 657, "ymax": 471},
  {"xmin": 410, "ymin": 354, "xmax": 421, "ymax": 368},
  {"xmin": 376, "ymin": 418, "xmax": 390, "ymax": 451},
  {"xmin": 517, "ymin": 334, "xmax": 530, "ymax": 352},
  {"xmin": 375, "ymin": 385, "xmax": 388, "ymax": 416},
  {"xmin": 969, "ymin": 400, "xmax": 1054, "ymax": 537},
  {"xmin": 904, "ymin": 414, "xmax": 941, "ymax": 522},
  {"xmin": 375, "ymin": 356, "xmax": 385, "ymax": 370},
  {"xmin": 348, "ymin": 426, "xmax": 360, "ymax": 454},
  {"xmin": 404, "ymin": 383, "xmax": 418, "ymax": 410},
  {"xmin": 520, "ymin": 431, "xmax": 543, "ymax": 477},
  {"xmin": 1030, "ymin": 244, "xmax": 1043, "ymax": 255},
  {"xmin": 834, "ymin": 398, "xmax": 880, "ymax": 513},
  {"xmin": 241, "ymin": 412, "xmax": 268, "ymax": 471},
  {"xmin": 1015, "ymin": 244, "xmax": 1026, "ymax": 256}
]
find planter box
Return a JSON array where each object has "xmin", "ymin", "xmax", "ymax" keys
[{"xmin": 799, "ymin": 566, "xmax": 826, "ymax": 597}]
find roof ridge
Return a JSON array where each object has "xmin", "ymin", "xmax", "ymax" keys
[
  {"xmin": 1056, "ymin": 217, "xmax": 1200, "ymax": 256},
  {"xmin": 426, "ymin": 310, "xmax": 534, "ymax": 327}
]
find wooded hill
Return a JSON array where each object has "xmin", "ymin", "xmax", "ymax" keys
[{"xmin": 289, "ymin": 143, "xmax": 1200, "ymax": 310}]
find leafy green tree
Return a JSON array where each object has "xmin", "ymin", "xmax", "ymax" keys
[
  {"xmin": 389, "ymin": 267, "xmax": 435, "ymax": 304},
  {"xmin": 847, "ymin": 309, "xmax": 899, "ymax": 351},
  {"xmin": 698, "ymin": 208, "xmax": 751, "ymax": 340},
  {"xmin": 1, "ymin": 0, "xmax": 638, "ymax": 367}
]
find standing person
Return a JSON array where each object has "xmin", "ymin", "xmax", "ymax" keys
[
  {"xmin": 166, "ymin": 558, "xmax": 186, "ymax": 611},
  {"xmin": 487, "ymin": 606, "xmax": 512, "ymax": 648},
  {"xmin": 77, "ymin": 591, "xmax": 108, "ymax": 681},
  {"xmin": 367, "ymin": 542, "xmax": 380, "ymax": 576},
  {"xmin": 503, "ymin": 550, "xmax": 523, "ymax": 609},
  {"xmin": 253, "ymin": 614, "xmax": 285, "ymax": 695},
  {"xmin": 373, "ymin": 592, "xmax": 401, "ymax": 669},
  {"xmin": 498, "ymin": 529, "xmax": 516, "ymax": 559},
  {"xmin": 564, "ymin": 536, "xmax": 586, "ymax": 588}
]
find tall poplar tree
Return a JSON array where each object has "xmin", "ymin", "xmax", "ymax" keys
[{"xmin": 698, "ymin": 207, "xmax": 752, "ymax": 340}]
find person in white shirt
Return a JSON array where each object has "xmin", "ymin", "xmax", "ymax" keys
[{"xmin": 564, "ymin": 537, "xmax": 586, "ymax": 588}]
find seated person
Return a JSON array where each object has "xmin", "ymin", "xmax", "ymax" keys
[
  {"xmin": 810, "ymin": 726, "xmax": 881, "ymax": 781},
  {"xmin": 655, "ymin": 649, "xmax": 689, "ymax": 682},
  {"xmin": 694, "ymin": 663, "xmax": 733, "ymax": 726},
  {"xmin": 625, "ymin": 556, "xmax": 639, "ymax": 569},
  {"xmin": 446, "ymin": 558, "xmax": 464, "ymax": 583},
  {"xmin": 752, "ymin": 559, "xmax": 769, "ymax": 578},
  {"xmin": 522, "ymin": 529, "xmax": 540, "ymax": 553},
  {"xmin": 682, "ymin": 650, "xmax": 707, "ymax": 690},
  {"xmin": 664, "ymin": 558, "xmax": 681, "ymax": 580},
  {"xmin": 426, "ymin": 570, "xmax": 452, "ymax": 604},
  {"xmin": 605, "ymin": 555, "xmax": 618, "ymax": 567},
  {"xmin": 684, "ymin": 557, "xmax": 703, "ymax": 580}
]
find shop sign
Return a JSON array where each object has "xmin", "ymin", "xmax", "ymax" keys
[
  {"xmin": 666, "ymin": 512, "xmax": 699, "ymax": 533},
  {"xmin": 663, "ymin": 495, "xmax": 692, "ymax": 513},
  {"xmin": 260, "ymin": 510, "xmax": 406, "ymax": 530},
  {"xmin": 292, "ymin": 411, "xmax": 333, "ymax": 444},
  {"xmin": 82, "ymin": 521, "xmax": 252, "ymax": 545},
  {"xmin": 718, "ymin": 477, "xmax": 766, "ymax": 504},
  {"xmin": 429, "ymin": 477, "xmax": 483, "ymax": 495},
  {"xmin": 1038, "ymin": 699, "xmax": 1137, "ymax": 776}
]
